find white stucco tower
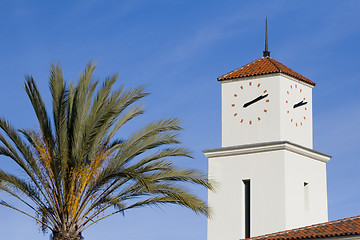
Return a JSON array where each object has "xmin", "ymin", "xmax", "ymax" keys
[{"xmin": 204, "ymin": 27, "xmax": 331, "ymax": 240}]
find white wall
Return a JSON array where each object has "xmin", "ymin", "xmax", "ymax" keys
[
  {"xmin": 207, "ymin": 149, "xmax": 286, "ymax": 240},
  {"xmin": 284, "ymin": 150, "xmax": 328, "ymax": 230}
]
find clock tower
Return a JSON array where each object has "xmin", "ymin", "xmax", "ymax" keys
[{"xmin": 204, "ymin": 22, "xmax": 331, "ymax": 240}]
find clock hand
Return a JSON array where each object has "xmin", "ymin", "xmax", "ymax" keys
[
  {"xmin": 243, "ymin": 94, "xmax": 269, "ymax": 108},
  {"xmin": 293, "ymin": 100, "xmax": 308, "ymax": 109}
]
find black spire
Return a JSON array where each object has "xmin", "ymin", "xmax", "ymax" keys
[{"xmin": 263, "ymin": 18, "xmax": 270, "ymax": 57}]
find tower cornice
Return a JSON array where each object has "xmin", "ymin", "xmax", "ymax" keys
[{"xmin": 204, "ymin": 141, "xmax": 331, "ymax": 163}]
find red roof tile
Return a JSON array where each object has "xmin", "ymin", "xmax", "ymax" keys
[
  {"xmin": 218, "ymin": 57, "xmax": 316, "ymax": 86},
  {"xmin": 245, "ymin": 215, "xmax": 360, "ymax": 240}
]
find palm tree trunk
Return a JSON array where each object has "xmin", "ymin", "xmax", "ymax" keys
[{"xmin": 51, "ymin": 231, "xmax": 83, "ymax": 240}]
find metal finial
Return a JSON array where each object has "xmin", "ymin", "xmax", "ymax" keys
[{"xmin": 263, "ymin": 18, "xmax": 270, "ymax": 57}]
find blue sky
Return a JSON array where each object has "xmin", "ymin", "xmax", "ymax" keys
[{"xmin": 0, "ymin": 1, "xmax": 359, "ymax": 239}]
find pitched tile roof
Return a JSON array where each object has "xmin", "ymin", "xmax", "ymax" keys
[
  {"xmin": 218, "ymin": 57, "xmax": 316, "ymax": 86},
  {"xmin": 245, "ymin": 215, "xmax": 360, "ymax": 240}
]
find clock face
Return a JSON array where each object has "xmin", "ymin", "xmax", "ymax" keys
[
  {"xmin": 285, "ymin": 83, "xmax": 309, "ymax": 127},
  {"xmin": 231, "ymin": 80, "xmax": 270, "ymax": 125}
]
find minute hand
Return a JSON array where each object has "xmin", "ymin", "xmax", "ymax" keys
[
  {"xmin": 293, "ymin": 100, "xmax": 308, "ymax": 109},
  {"xmin": 243, "ymin": 94, "xmax": 269, "ymax": 108}
]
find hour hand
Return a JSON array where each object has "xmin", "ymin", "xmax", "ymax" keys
[
  {"xmin": 293, "ymin": 100, "xmax": 308, "ymax": 109},
  {"xmin": 243, "ymin": 94, "xmax": 269, "ymax": 108}
]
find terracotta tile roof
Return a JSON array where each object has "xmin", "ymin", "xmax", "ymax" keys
[
  {"xmin": 218, "ymin": 57, "xmax": 316, "ymax": 86},
  {"xmin": 244, "ymin": 215, "xmax": 360, "ymax": 240}
]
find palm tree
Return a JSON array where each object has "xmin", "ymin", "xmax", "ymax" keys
[{"xmin": 0, "ymin": 63, "xmax": 212, "ymax": 240}]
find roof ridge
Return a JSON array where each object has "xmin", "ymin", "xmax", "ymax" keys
[{"xmin": 266, "ymin": 57, "xmax": 281, "ymax": 73}]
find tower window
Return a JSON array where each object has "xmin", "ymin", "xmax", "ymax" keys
[
  {"xmin": 304, "ymin": 182, "xmax": 309, "ymax": 212},
  {"xmin": 243, "ymin": 179, "xmax": 251, "ymax": 238}
]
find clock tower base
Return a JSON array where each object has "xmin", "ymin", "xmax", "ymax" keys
[{"xmin": 204, "ymin": 141, "xmax": 330, "ymax": 240}]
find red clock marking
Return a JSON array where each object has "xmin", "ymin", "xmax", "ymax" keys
[
  {"xmin": 305, "ymin": 107, "xmax": 307, "ymax": 110},
  {"xmin": 249, "ymin": 121, "xmax": 252, "ymax": 124},
  {"xmin": 286, "ymin": 100, "xmax": 288, "ymax": 103},
  {"xmin": 234, "ymin": 94, "xmax": 237, "ymax": 97},
  {"xmin": 300, "ymin": 89, "xmax": 302, "ymax": 92},
  {"xmin": 249, "ymin": 82, "xmax": 252, "ymax": 86},
  {"xmin": 295, "ymin": 84, "xmax": 297, "ymax": 88},
  {"xmin": 300, "ymin": 122, "xmax": 303, "ymax": 126},
  {"xmin": 240, "ymin": 86, "xmax": 243, "ymax": 89},
  {"xmin": 296, "ymin": 123, "xmax": 298, "ymax": 126},
  {"xmin": 303, "ymin": 97, "xmax": 306, "ymax": 100},
  {"xmin": 257, "ymin": 83, "xmax": 261, "ymax": 87},
  {"xmin": 231, "ymin": 104, "xmax": 235, "ymax": 107},
  {"xmin": 287, "ymin": 110, "xmax": 289, "ymax": 114},
  {"xmin": 291, "ymin": 119, "xmax": 293, "ymax": 122},
  {"xmin": 264, "ymin": 109, "xmax": 267, "ymax": 112},
  {"xmin": 287, "ymin": 91, "xmax": 289, "ymax": 94},
  {"xmin": 266, "ymin": 99, "xmax": 269, "ymax": 102},
  {"xmin": 234, "ymin": 113, "xmax": 237, "ymax": 116},
  {"xmin": 241, "ymin": 119, "xmax": 244, "ymax": 123},
  {"xmin": 258, "ymin": 117, "xmax": 261, "ymax": 121},
  {"xmin": 264, "ymin": 90, "xmax": 267, "ymax": 93},
  {"xmin": 304, "ymin": 116, "xmax": 306, "ymax": 120},
  {"xmin": 290, "ymin": 85, "xmax": 292, "ymax": 89}
]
